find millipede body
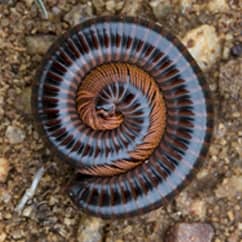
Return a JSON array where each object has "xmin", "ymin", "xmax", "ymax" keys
[{"xmin": 32, "ymin": 16, "xmax": 213, "ymax": 219}]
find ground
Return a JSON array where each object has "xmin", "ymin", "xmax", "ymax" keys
[{"xmin": 0, "ymin": 0, "xmax": 241, "ymax": 242}]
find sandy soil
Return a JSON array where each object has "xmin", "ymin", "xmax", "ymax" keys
[{"xmin": 0, "ymin": 0, "xmax": 241, "ymax": 241}]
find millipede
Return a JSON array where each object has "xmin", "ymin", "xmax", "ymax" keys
[{"xmin": 32, "ymin": 16, "xmax": 213, "ymax": 219}]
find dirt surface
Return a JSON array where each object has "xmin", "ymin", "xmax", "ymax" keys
[{"xmin": 0, "ymin": 0, "xmax": 241, "ymax": 242}]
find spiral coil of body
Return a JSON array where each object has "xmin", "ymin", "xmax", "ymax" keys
[{"xmin": 32, "ymin": 16, "xmax": 213, "ymax": 218}]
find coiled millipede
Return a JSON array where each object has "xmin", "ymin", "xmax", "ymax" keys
[{"xmin": 32, "ymin": 16, "xmax": 213, "ymax": 219}]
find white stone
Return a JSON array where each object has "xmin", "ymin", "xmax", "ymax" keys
[
  {"xmin": 5, "ymin": 126, "xmax": 25, "ymax": 144},
  {"xmin": 22, "ymin": 206, "xmax": 33, "ymax": 217},
  {"xmin": 207, "ymin": 0, "xmax": 229, "ymax": 13},
  {"xmin": 182, "ymin": 25, "xmax": 221, "ymax": 70}
]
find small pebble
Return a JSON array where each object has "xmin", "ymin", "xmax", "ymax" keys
[
  {"xmin": 0, "ymin": 188, "xmax": 11, "ymax": 203},
  {"xmin": 0, "ymin": 233, "xmax": 7, "ymax": 242},
  {"xmin": 149, "ymin": 0, "xmax": 172, "ymax": 18},
  {"xmin": 22, "ymin": 206, "xmax": 33, "ymax": 217},
  {"xmin": 189, "ymin": 199, "xmax": 206, "ymax": 219},
  {"xmin": 51, "ymin": 6, "xmax": 61, "ymax": 15},
  {"xmin": 207, "ymin": 0, "xmax": 229, "ymax": 13},
  {"xmin": 121, "ymin": 0, "xmax": 143, "ymax": 16},
  {"xmin": 0, "ymin": 158, "xmax": 9, "ymax": 183},
  {"xmin": 64, "ymin": 217, "xmax": 75, "ymax": 226},
  {"xmin": 228, "ymin": 229, "xmax": 241, "ymax": 242},
  {"xmin": 11, "ymin": 229, "xmax": 24, "ymax": 240},
  {"xmin": 77, "ymin": 216, "xmax": 104, "ymax": 242},
  {"xmin": 230, "ymin": 43, "xmax": 242, "ymax": 57},
  {"xmin": 176, "ymin": 192, "xmax": 206, "ymax": 219},
  {"xmin": 92, "ymin": 0, "xmax": 105, "ymax": 14},
  {"xmin": 24, "ymin": 0, "xmax": 34, "ymax": 7},
  {"xmin": 227, "ymin": 211, "xmax": 234, "ymax": 221},
  {"xmin": 238, "ymin": 223, "xmax": 242, "ymax": 230},
  {"xmin": 64, "ymin": 3, "xmax": 93, "ymax": 26},
  {"xmin": 215, "ymin": 175, "xmax": 242, "ymax": 198},
  {"xmin": 179, "ymin": 0, "xmax": 193, "ymax": 12},
  {"xmin": 165, "ymin": 223, "xmax": 214, "ymax": 242},
  {"xmin": 16, "ymin": 87, "xmax": 32, "ymax": 115},
  {"xmin": 26, "ymin": 35, "xmax": 56, "ymax": 55},
  {"xmin": 5, "ymin": 126, "xmax": 25, "ymax": 144},
  {"xmin": 182, "ymin": 25, "xmax": 221, "ymax": 70}
]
